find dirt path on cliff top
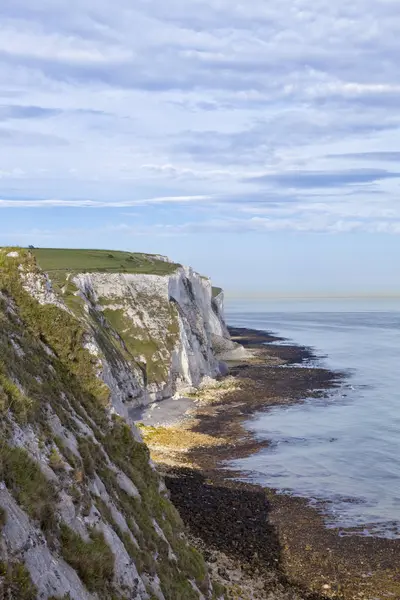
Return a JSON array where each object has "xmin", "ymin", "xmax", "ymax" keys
[{"xmin": 149, "ymin": 327, "xmax": 400, "ymax": 600}]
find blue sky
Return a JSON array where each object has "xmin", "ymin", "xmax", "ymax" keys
[{"xmin": 0, "ymin": 0, "xmax": 400, "ymax": 296}]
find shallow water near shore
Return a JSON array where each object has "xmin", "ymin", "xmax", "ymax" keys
[{"xmin": 226, "ymin": 298, "xmax": 400, "ymax": 539}]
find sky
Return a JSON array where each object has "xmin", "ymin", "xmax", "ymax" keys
[{"xmin": 0, "ymin": 0, "xmax": 399, "ymax": 297}]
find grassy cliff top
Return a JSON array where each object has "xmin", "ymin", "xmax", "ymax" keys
[
  {"xmin": 212, "ymin": 286, "xmax": 223, "ymax": 298},
  {"xmin": 31, "ymin": 248, "xmax": 181, "ymax": 275}
]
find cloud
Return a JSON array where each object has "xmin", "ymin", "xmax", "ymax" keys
[
  {"xmin": 174, "ymin": 109, "xmax": 399, "ymax": 167},
  {"xmin": 112, "ymin": 215, "xmax": 400, "ymax": 236},
  {"xmin": 0, "ymin": 104, "xmax": 61, "ymax": 120},
  {"xmin": 1, "ymin": 1, "xmax": 399, "ymax": 99},
  {"xmin": 0, "ymin": 104, "xmax": 110, "ymax": 121},
  {"xmin": 3, "ymin": 192, "xmax": 400, "ymax": 236},
  {"xmin": 0, "ymin": 194, "xmax": 211, "ymax": 208},
  {"xmin": 0, "ymin": 168, "xmax": 25, "ymax": 179},
  {"xmin": 246, "ymin": 168, "xmax": 400, "ymax": 189},
  {"xmin": 0, "ymin": 127, "xmax": 67, "ymax": 146},
  {"xmin": 1, "ymin": 0, "xmax": 400, "ymax": 242},
  {"xmin": 327, "ymin": 152, "xmax": 400, "ymax": 162}
]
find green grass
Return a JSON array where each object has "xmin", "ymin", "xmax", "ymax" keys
[
  {"xmin": 0, "ymin": 249, "xmax": 111, "ymax": 427},
  {"xmin": 60, "ymin": 525, "xmax": 115, "ymax": 594},
  {"xmin": 0, "ymin": 446, "xmax": 58, "ymax": 533},
  {"xmin": 31, "ymin": 248, "xmax": 180, "ymax": 276},
  {"xmin": 212, "ymin": 286, "xmax": 222, "ymax": 298},
  {"xmin": 102, "ymin": 416, "xmax": 155, "ymax": 494},
  {"xmin": 101, "ymin": 300, "xmax": 179, "ymax": 385},
  {"xmin": 103, "ymin": 308, "xmax": 168, "ymax": 384},
  {"xmin": 0, "ymin": 362, "xmax": 35, "ymax": 423},
  {"xmin": 48, "ymin": 447, "xmax": 65, "ymax": 471},
  {"xmin": 0, "ymin": 561, "xmax": 38, "ymax": 600}
]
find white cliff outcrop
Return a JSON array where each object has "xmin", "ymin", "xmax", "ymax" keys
[
  {"xmin": 0, "ymin": 248, "xmax": 232, "ymax": 600},
  {"xmin": 70, "ymin": 265, "xmax": 239, "ymax": 415}
]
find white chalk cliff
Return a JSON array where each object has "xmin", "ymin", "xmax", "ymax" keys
[
  {"xmin": 0, "ymin": 248, "xmax": 236, "ymax": 600},
  {"xmin": 70, "ymin": 266, "xmax": 239, "ymax": 417}
]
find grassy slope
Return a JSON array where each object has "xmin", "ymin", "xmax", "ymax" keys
[
  {"xmin": 32, "ymin": 248, "xmax": 181, "ymax": 276},
  {"xmin": 212, "ymin": 287, "xmax": 223, "ymax": 298},
  {"xmin": 0, "ymin": 249, "xmax": 218, "ymax": 600},
  {"xmin": 28, "ymin": 248, "xmax": 182, "ymax": 386}
]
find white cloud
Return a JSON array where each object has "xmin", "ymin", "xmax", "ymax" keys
[
  {"xmin": 1, "ymin": 0, "xmax": 400, "ymax": 237},
  {"xmin": 0, "ymin": 168, "xmax": 25, "ymax": 178},
  {"xmin": 0, "ymin": 24, "xmax": 132, "ymax": 63},
  {"xmin": 109, "ymin": 215, "xmax": 400, "ymax": 236},
  {"xmin": 0, "ymin": 194, "xmax": 211, "ymax": 208}
]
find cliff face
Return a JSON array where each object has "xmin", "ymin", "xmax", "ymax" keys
[
  {"xmin": 59, "ymin": 267, "xmax": 235, "ymax": 420},
  {"xmin": 0, "ymin": 248, "xmax": 228, "ymax": 600}
]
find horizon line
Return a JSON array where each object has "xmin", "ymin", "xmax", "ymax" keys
[{"xmin": 224, "ymin": 292, "xmax": 400, "ymax": 300}]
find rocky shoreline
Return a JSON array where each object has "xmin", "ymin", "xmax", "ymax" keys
[{"xmin": 141, "ymin": 327, "xmax": 400, "ymax": 599}]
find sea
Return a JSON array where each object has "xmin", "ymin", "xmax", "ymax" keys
[{"xmin": 226, "ymin": 298, "xmax": 400, "ymax": 539}]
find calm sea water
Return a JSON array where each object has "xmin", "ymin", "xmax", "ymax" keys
[{"xmin": 226, "ymin": 299, "xmax": 400, "ymax": 539}]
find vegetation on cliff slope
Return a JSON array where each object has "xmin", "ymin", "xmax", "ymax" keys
[
  {"xmin": 102, "ymin": 300, "xmax": 180, "ymax": 385},
  {"xmin": 0, "ymin": 248, "xmax": 221, "ymax": 600},
  {"xmin": 32, "ymin": 248, "xmax": 182, "ymax": 387}
]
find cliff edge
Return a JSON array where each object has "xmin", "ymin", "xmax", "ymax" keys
[{"xmin": 0, "ymin": 248, "xmax": 230, "ymax": 600}]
